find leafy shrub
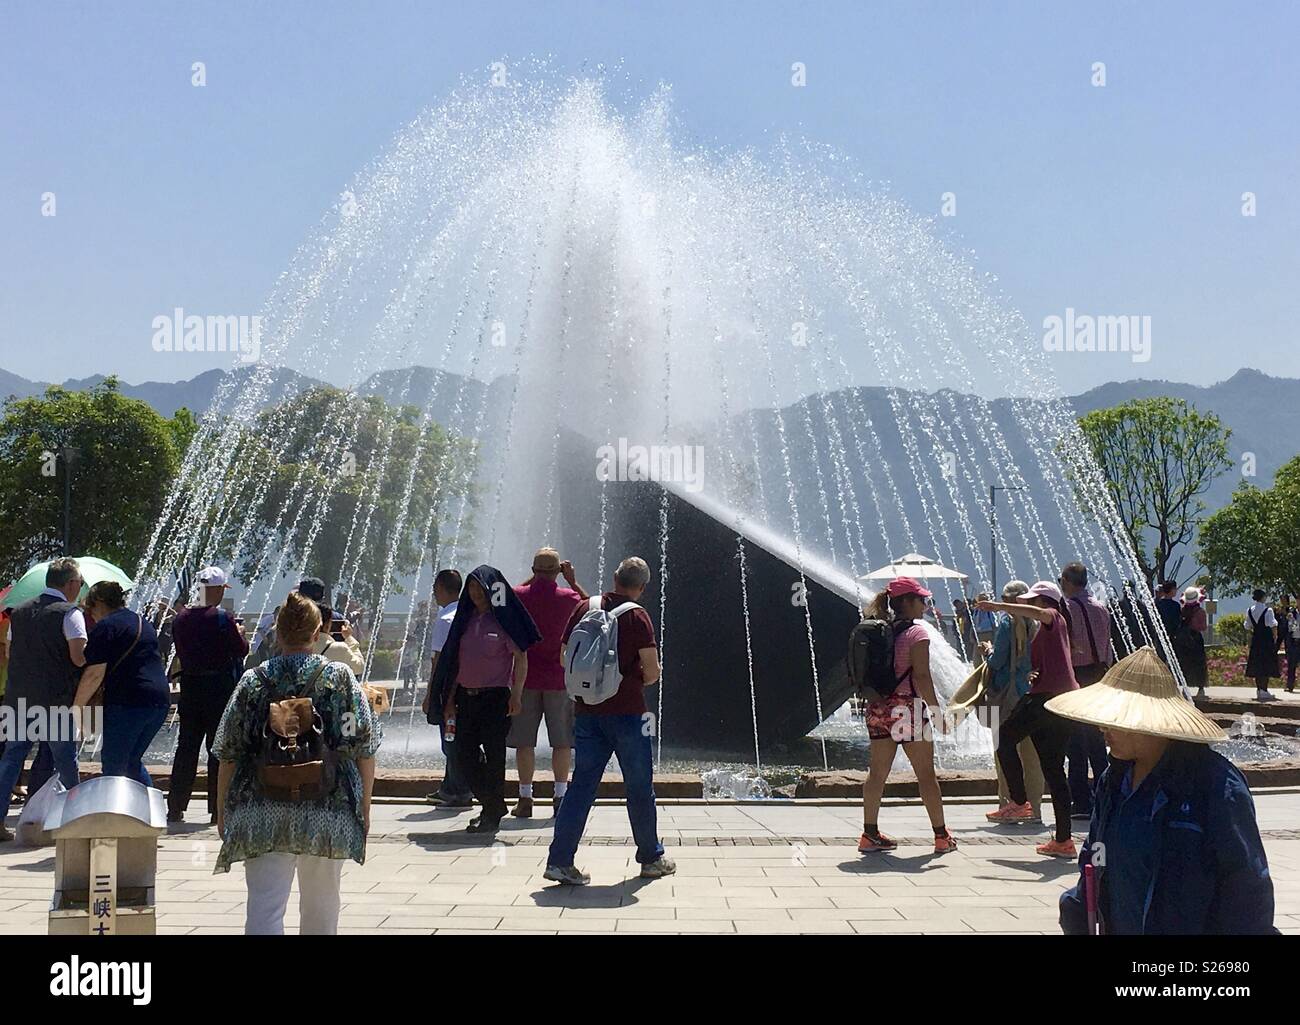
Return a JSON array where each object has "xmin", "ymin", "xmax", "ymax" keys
[
  {"xmin": 368, "ymin": 649, "xmax": 399, "ymax": 678},
  {"xmin": 1216, "ymin": 613, "xmax": 1246, "ymax": 645}
]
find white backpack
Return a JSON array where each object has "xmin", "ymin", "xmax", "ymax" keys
[{"xmin": 564, "ymin": 596, "xmax": 640, "ymax": 705}]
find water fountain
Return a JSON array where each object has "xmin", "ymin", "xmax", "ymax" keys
[{"xmin": 130, "ymin": 66, "xmax": 1181, "ymax": 777}]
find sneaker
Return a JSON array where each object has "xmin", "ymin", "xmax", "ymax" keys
[
  {"xmin": 857, "ymin": 831, "xmax": 898, "ymax": 853},
  {"xmin": 511, "ymin": 796, "xmax": 533, "ymax": 818},
  {"xmin": 985, "ymin": 801, "xmax": 1035, "ymax": 822},
  {"xmin": 0, "ymin": 826, "xmax": 12, "ymax": 843},
  {"xmin": 1036, "ymin": 838, "xmax": 1077, "ymax": 858},
  {"xmin": 466, "ymin": 815, "xmax": 501, "ymax": 834},
  {"xmin": 640, "ymin": 856, "xmax": 677, "ymax": 879},
  {"xmin": 1257, "ymin": 690, "xmax": 1278, "ymax": 702},
  {"xmin": 543, "ymin": 864, "xmax": 590, "ymax": 886},
  {"xmin": 166, "ymin": 811, "xmax": 183, "ymax": 824},
  {"xmin": 932, "ymin": 832, "xmax": 958, "ymax": 855}
]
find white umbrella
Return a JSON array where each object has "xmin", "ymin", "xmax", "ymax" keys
[{"xmin": 859, "ymin": 552, "xmax": 969, "ymax": 585}]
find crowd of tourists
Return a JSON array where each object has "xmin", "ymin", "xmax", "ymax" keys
[
  {"xmin": 950, "ymin": 575, "xmax": 1300, "ymax": 701},
  {"xmin": 0, "ymin": 547, "xmax": 672, "ymax": 933},
  {"xmin": 851, "ymin": 560, "xmax": 1277, "ymax": 934},
  {"xmin": 0, "ymin": 551, "xmax": 1285, "ymax": 935}
]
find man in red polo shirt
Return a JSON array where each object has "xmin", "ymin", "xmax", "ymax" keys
[{"xmin": 508, "ymin": 548, "xmax": 588, "ymax": 817}]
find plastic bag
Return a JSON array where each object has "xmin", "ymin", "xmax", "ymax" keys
[{"xmin": 15, "ymin": 774, "xmax": 66, "ymax": 846}]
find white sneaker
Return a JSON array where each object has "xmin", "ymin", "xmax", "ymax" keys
[{"xmin": 1257, "ymin": 690, "xmax": 1278, "ymax": 702}]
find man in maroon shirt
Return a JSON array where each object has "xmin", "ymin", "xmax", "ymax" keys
[
  {"xmin": 167, "ymin": 566, "xmax": 249, "ymax": 823},
  {"xmin": 508, "ymin": 548, "xmax": 588, "ymax": 818},
  {"xmin": 1058, "ymin": 561, "xmax": 1113, "ymax": 819},
  {"xmin": 544, "ymin": 557, "xmax": 674, "ymax": 885}
]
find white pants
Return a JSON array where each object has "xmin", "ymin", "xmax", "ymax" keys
[{"xmin": 243, "ymin": 853, "xmax": 344, "ymax": 935}]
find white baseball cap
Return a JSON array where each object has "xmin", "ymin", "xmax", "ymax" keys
[{"xmin": 196, "ymin": 566, "xmax": 229, "ymax": 588}]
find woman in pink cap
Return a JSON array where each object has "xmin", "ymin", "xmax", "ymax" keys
[
  {"xmin": 858, "ymin": 576, "xmax": 957, "ymax": 855},
  {"xmin": 977, "ymin": 580, "xmax": 1080, "ymax": 857}
]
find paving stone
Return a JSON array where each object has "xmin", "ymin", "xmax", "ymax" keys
[
  {"xmin": 385, "ymin": 914, "xmax": 500, "ymax": 929},
  {"xmin": 735, "ymin": 919, "xmax": 854, "ymax": 934},
  {"xmin": 615, "ymin": 918, "xmax": 736, "ymax": 933},
  {"xmin": 788, "ymin": 906, "xmax": 903, "ymax": 921},
  {"xmin": 4, "ymin": 794, "xmax": 1298, "ymax": 934},
  {"xmin": 675, "ymin": 906, "xmax": 791, "ymax": 921},
  {"xmin": 852, "ymin": 918, "xmax": 973, "ymax": 934}
]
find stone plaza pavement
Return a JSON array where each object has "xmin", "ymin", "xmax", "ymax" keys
[{"xmin": 3, "ymin": 791, "xmax": 1300, "ymax": 935}]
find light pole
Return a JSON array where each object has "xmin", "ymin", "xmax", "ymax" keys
[
  {"xmin": 60, "ymin": 444, "xmax": 79, "ymax": 554},
  {"xmin": 990, "ymin": 484, "xmax": 1026, "ymax": 597}
]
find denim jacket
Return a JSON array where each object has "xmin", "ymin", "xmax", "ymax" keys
[
  {"xmin": 1060, "ymin": 742, "xmax": 1277, "ymax": 935},
  {"xmin": 986, "ymin": 613, "xmax": 1032, "ymax": 698}
]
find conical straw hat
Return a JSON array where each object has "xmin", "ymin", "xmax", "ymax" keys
[{"xmin": 1044, "ymin": 646, "xmax": 1226, "ymax": 744}]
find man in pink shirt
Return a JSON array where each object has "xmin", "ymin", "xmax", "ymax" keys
[
  {"xmin": 1058, "ymin": 562, "xmax": 1113, "ymax": 819},
  {"xmin": 507, "ymin": 548, "xmax": 588, "ymax": 817}
]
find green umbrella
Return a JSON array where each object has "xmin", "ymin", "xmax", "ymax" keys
[{"xmin": 2, "ymin": 557, "xmax": 135, "ymax": 609}]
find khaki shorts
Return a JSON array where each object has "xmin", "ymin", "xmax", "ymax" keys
[{"xmin": 507, "ymin": 687, "xmax": 576, "ymax": 748}]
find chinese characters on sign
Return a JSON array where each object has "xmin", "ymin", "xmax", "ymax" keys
[{"xmin": 89, "ymin": 838, "xmax": 117, "ymax": 936}]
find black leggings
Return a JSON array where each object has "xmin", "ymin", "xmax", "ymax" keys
[{"xmin": 997, "ymin": 694, "xmax": 1073, "ymax": 842}]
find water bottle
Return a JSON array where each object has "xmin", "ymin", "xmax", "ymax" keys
[{"xmin": 445, "ymin": 716, "xmax": 456, "ymax": 742}]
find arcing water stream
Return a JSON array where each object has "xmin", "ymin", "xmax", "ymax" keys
[{"xmin": 131, "ymin": 68, "xmax": 1184, "ymax": 776}]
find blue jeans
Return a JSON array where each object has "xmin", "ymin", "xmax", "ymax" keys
[
  {"xmin": 549, "ymin": 714, "xmax": 663, "ymax": 868},
  {"xmin": 102, "ymin": 704, "xmax": 169, "ymax": 787},
  {"xmin": 0, "ymin": 738, "xmax": 80, "ymax": 824},
  {"xmin": 440, "ymin": 724, "xmax": 473, "ymax": 800}
]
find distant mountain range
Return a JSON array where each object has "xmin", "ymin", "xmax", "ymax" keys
[
  {"xmin": 0, "ymin": 365, "xmax": 501, "ymax": 423},
  {"xmin": 720, "ymin": 367, "xmax": 1297, "ymax": 590},
  {"xmin": 4, "ymin": 364, "xmax": 1295, "ymax": 587}
]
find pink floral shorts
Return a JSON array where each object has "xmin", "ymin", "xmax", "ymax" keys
[{"xmin": 865, "ymin": 691, "xmax": 932, "ymax": 743}]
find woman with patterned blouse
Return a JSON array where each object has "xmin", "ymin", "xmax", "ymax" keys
[{"xmin": 214, "ymin": 591, "xmax": 381, "ymax": 935}]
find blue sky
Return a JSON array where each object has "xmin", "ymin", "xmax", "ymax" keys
[{"xmin": 2, "ymin": 0, "xmax": 1297, "ymax": 392}]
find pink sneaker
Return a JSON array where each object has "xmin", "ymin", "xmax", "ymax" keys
[
  {"xmin": 1036, "ymin": 838, "xmax": 1077, "ymax": 858},
  {"xmin": 985, "ymin": 801, "xmax": 1035, "ymax": 822}
]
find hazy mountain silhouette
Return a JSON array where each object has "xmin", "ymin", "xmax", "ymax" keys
[{"xmin": 3, "ymin": 363, "xmax": 1294, "ymax": 588}]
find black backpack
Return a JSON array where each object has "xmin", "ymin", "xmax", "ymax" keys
[
  {"xmin": 252, "ymin": 662, "xmax": 337, "ymax": 802},
  {"xmin": 847, "ymin": 619, "xmax": 911, "ymax": 701}
]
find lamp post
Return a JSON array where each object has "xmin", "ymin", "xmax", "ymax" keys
[
  {"xmin": 990, "ymin": 484, "xmax": 1026, "ymax": 597},
  {"xmin": 60, "ymin": 444, "xmax": 79, "ymax": 553}
]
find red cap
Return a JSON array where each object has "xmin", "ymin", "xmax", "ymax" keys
[{"xmin": 886, "ymin": 576, "xmax": 932, "ymax": 599}]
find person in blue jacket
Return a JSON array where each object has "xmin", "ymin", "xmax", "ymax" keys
[
  {"xmin": 980, "ymin": 580, "xmax": 1044, "ymax": 821},
  {"xmin": 1048, "ymin": 646, "xmax": 1277, "ymax": 935}
]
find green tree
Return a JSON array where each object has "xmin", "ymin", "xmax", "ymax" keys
[
  {"xmin": 1075, "ymin": 397, "xmax": 1231, "ymax": 588},
  {"xmin": 1199, "ymin": 455, "xmax": 1300, "ymax": 600},
  {"xmin": 204, "ymin": 387, "xmax": 476, "ymax": 609},
  {"xmin": 0, "ymin": 377, "xmax": 197, "ymax": 581}
]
